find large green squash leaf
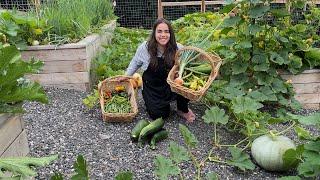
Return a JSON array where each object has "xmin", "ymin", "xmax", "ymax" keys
[
  {"xmin": 202, "ymin": 106, "xmax": 229, "ymax": 125},
  {"xmin": 0, "ymin": 155, "xmax": 58, "ymax": 178},
  {"xmin": 179, "ymin": 124, "xmax": 198, "ymax": 148},
  {"xmin": 154, "ymin": 155, "xmax": 180, "ymax": 180},
  {"xmin": 0, "ymin": 45, "xmax": 48, "ymax": 113},
  {"xmin": 231, "ymin": 96, "xmax": 263, "ymax": 114},
  {"xmin": 168, "ymin": 141, "xmax": 189, "ymax": 164}
]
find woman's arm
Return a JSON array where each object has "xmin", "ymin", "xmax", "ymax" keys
[{"xmin": 125, "ymin": 41, "xmax": 149, "ymax": 76}]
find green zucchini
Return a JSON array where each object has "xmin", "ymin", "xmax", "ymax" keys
[
  {"xmin": 150, "ymin": 130, "xmax": 169, "ymax": 150},
  {"xmin": 189, "ymin": 63, "xmax": 212, "ymax": 74},
  {"xmin": 131, "ymin": 119, "xmax": 150, "ymax": 142},
  {"xmin": 138, "ymin": 117, "xmax": 164, "ymax": 142}
]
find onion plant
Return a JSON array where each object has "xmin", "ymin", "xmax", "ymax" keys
[{"xmin": 30, "ymin": 0, "xmax": 115, "ymax": 44}]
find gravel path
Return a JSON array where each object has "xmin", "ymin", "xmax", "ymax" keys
[{"xmin": 22, "ymin": 87, "xmax": 319, "ymax": 180}]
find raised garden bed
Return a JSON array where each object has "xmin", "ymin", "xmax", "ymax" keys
[
  {"xmin": 280, "ymin": 69, "xmax": 320, "ymax": 109},
  {"xmin": 0, "ymin": 114, "xmax": 29, "ymax": 158},
  {"xmin": 21, "ymin": 20, "xmax": 116, "ymax": 92}
]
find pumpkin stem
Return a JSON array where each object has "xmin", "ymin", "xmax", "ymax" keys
[{"xmin": 269, "ymin": 130, "xmax": 278, "ymax": 140}]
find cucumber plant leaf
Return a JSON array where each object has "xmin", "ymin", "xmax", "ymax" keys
[
  {"xmin": 226, "ymin": 147, "xmax": 255, "ymax": 171},
  {"xmin": 179, "ymin": 124, "xmax": 198, "ymax": 148},
  {"xmin": 71, "ymin": 155, "xmax": 89, "ymax": 180},
  {"xmin": 154, "ymin": 155, "xmax": 180, "ymax": 180},
  {"xmin": 168, "ymin": 141, "xmax": 189, "ymax": 164},
  {"xmin": 202, "ymin": 106, "xmax": 229, "ymax": 125}
]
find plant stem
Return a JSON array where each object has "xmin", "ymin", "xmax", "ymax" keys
[
  {"xmin": 242, "ymin": 141, "xmax": 251, "ymax": 151},
  {"xmin": 214, "ymin": 124, "xmax": 217, "ymax": 145},
  {"xmin": 275, "ymin": 121, "xmax": 297, "ymax": 136},
  {"xmin": 187, "ymin": 147, "xmax": 202, "ymax": 180},
  {"xmin": 217, "ymin": 137, "xmax": 249, "ymax": 148},
  {"xmin": 208, "ymin": 158, "xmax": 228, "ymax": 164}
]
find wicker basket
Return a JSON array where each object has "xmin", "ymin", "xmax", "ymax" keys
[
  {"xmin": 98, "ymin": 75, "xmax": 138, "ymax": 122},
  {"xmin": 167, "ymin": 46, "xmax": 222, "ymax": 101}
]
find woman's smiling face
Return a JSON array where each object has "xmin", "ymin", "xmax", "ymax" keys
[{"xmin": 155, "ymin": 22, "xmax": 170, "ymax": 48}]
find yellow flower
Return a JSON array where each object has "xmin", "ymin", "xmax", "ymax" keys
[{"xmin": 33, "ymin": 28, "xmax": 43, "ymax": 35}]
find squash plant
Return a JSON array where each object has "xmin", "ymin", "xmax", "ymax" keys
[
  {"xmin": 0, "ymin": 10, "xmax": 51, "ymax": 49},
  {"xmin": 0, "ymin": 45, "xmax": 48, "ymax": 113},
  {"xmin": 201, "ymin": 0, "xmax": 320, "ymax": 141},
  {"xmin": 169, "ymin": 0, "xmax": 320, "ymax": 176},
  {"xmin": 154, "ymin": 124, "xmax": 223, "ymax": 180},
  {"xmin": 280, "ymin": 112, "xmax": 320, "ymax": 178},
  {"xmin": 0, "ymin": 154, "xmax": 58, "ymax": 179}
]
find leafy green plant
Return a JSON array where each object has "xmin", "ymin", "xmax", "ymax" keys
[
  {"xmin": 173, "ymin": 12, "xmax": 224, "ymax": 51},
  {"xmin": 0, "ymin": 45, "xmax": 48, "ymax": 113},
  {"xmin": 154, "ymin": 124, "xmax": 221, "ymax": 180},
  {"xmin": 281, "ymin": 112, "xmax": 320, "ymax": 178},
  {"xmin": 0, "ymin": 154, "xmax": 58, "ymax": 179},
  {"xmin": 94, "ymin": 27, "xmax": 149, "ymax": 80},
  {"xmin": 50, "ymin": 155, "xmax": 133, "ymax": 180},
  {"xmin": 36, "ymin": 0, "xmax": 115, "ymax": 44},
  {"xmin": 169, "ymin": 1, "xmax": 320, "ymax": 178},
  {"xmin": 0, "ymin": 10, "xmax": 51, "ymax": 48}
]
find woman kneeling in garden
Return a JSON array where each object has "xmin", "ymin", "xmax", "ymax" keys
[{"xmin": 124, "ymin": 18, "xmax": 195, "ymax": 122}]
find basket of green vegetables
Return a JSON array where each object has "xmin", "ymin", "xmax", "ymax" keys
[
  {"xmin": 98, "ymin": 75, "xmax": 138, "ymax": 122},
  {"xmin": 167, "ymin": 46, "xmax": 222, "ymax": 101}
]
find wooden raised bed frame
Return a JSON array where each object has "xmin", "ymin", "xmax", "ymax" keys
[
  {"xmin": 280, "ymin": 69, "xmax": 320, "ymax": 109},
  {"xmin": 0, "ymin": 114, "xmax": 29, "ymax": 158},
  {"xmin": 22, "ymin": 20, "xmax": 116, "ymax": 91}
]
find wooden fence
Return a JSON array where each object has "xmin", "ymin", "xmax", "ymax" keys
[{"xmin": 157, "ymin": 0, "xmax": 320, "ymax": 18}]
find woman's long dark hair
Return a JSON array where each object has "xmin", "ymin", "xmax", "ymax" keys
[{"xmin": 147, "ymin": 18, "xmax": 178, "ymax": 71}]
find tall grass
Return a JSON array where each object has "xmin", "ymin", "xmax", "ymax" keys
[{"xmin": 37, "ymin": 0, "xmax": 115, "ymax": 43}]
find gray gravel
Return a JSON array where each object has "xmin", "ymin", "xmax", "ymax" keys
[{"xmin": 22, "ymin": 87, "xmax": 319, "ymax": 180}]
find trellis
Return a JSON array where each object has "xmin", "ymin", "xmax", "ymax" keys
[{"xmin": 157, "ymin": 0, "xmax": 320, "ymax": 18}]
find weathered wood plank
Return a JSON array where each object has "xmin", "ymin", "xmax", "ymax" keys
[
  {"xmin": 295, "ymin": 93, "xmax": 320, "ymax": 104},
  {"xmin": 293, "ymin": 83, "xmax": 320, "ymax": 94},
  {"xmin": 22, "ymin": 48, "xmax": 87, "ymax": 62},
  {"xmin": 26, "ymin": 72, "xmax": 89, "ymax": 84},
  {"xmin": 41, "ymin": 60, "xmax": 86, "ymax": 73},
  {"xmin": 162, "ymin": 1, "xmax": 226, "ymax": 6},
  {"xmin": 1, "ymin": 130, "xmax": 29, "ymax": 157},
  {"xmin": 0, "ymin": 116, "xmax": 22, "ymax": 155},
  {"xmin": 0, "ymin": 114, "xmax": 12, "ymax": 127},
  {"xmin": 279, "ymin": 69, "xmax": 320, "ymax": 75},
  {"xmin": 281, "ymin": 73, "xmax": 320, "ymax": 83},
  {"xmin": 303, "ymin": 103, "xmax": 320, "ymax": 110}
]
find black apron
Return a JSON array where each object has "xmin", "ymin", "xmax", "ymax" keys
[{"xmin": 142, "ymin": 57, "xmax": 174, "ymax": 119}]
